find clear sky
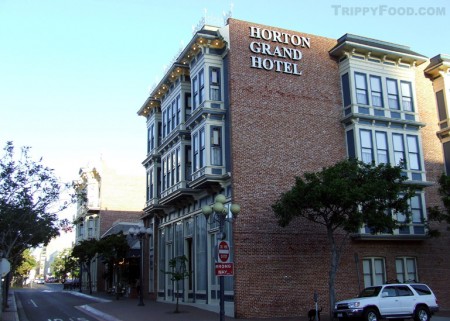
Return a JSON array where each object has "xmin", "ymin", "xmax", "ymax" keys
[{"xmin": 1, "ymin": 0, "xmax": 449, "ymax": 202}]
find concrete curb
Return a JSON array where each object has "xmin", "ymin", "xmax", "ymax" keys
[{"xmin": 69, "ymin": 291, "xmax": 112, "ymax": 303}]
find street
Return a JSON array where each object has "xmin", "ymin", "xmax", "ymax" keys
[{"xmin": 15, "ymin": 283, "xmax": 104, "ymax": 321}]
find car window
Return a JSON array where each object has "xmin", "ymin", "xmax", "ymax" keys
[
  {"xmin": 411, "ymin": 284, "xmax": 432, "ymax": 295},
  {"xmin": 359, "ymin": 286, "xmax": 382, "ymax": 297},
  {"xmin": 382, "ymin": 286, "xmax": 397, "ymax": 297},
  {"xmin": 396, "ymin": 286, "xmax": 414, "ymax": 296}
]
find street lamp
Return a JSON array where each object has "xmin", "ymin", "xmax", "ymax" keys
[
  {"xmin": 128, "ymin": 225, "xmax": 152, "ymax": 306},
  {"xmin": 201, "ymin": 194, "xmax": 240, "ymax": 321}
]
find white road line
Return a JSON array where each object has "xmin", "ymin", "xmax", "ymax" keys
[{"xmin": 30, "ymin": 299, "xmax": 38, "ymax": 307}]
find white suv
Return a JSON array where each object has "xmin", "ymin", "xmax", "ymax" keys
[{"xmin": 334, "ymin": 283, "xmax": 439, "ymax": 321}]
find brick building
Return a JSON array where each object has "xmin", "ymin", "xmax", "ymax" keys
[
  {"xmin": 137, "ymin": 18, "xmax": 450, "ymax": 318},
  {"xmin": 73, "ymin": 158, "xmax": 145, "ymax": 292}
]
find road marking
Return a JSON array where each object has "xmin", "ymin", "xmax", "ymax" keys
[{"xmin": 30, "ymin": 299, "xmax": 38, "ymax": 307}]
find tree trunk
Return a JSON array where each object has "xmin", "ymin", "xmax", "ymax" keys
[
  {"xmin": 327, "ymin": 227, "xmax": 340, "ymax": 317},
  {"xmin": 87, "ymin": 262, "xmax": 92, "ymax": 295}
]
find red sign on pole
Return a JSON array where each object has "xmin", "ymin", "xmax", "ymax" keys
[
  {"xmin": 217, "ymin": 241, "xmax": 230, "ymax": 263},
  {"xmin": 215, "ymin": 262, "xmax": 234, "ymax": 276}
]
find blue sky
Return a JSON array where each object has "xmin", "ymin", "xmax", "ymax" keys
[{"xmin": 1, "ymin": 0, "xmax": 449, "ymax": 186}]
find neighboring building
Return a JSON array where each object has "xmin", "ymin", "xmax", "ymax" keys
[
  {"xmin": 73, "ymin": 158, "xmax": 145, "ymax": 292},
  {"xmin": 137, "ymin": 18, "xmax": 450, "ymax": 318},
  {"xmin": 37, "ymin": 247, "xmax": 46, "ymax": 277}
]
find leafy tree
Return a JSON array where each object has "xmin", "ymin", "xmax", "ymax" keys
[
  {"xmin": 97, "ymin": 233, "xmax": 129, "ymax": 263},
  {"xmin": 13, "ymin": 249, "xmax": 37, "ymax": 286},
  {"xmin": 427, "ymin": 173, "xmax": 450, "ymax": 236},
  {"xmin": 162, "ymin": 255, "xmax": 190, "ymax": 313},
  {"xmin": 51, "ymin": 248, "xmax": 78, "ymax": 281},
  {"xmin": 97, "ymin": 233, "xmax": 129, "ymax": 298},
  {"xmin": 272, "ymin": 159, "xmax": 417, "ymax": 314},
  {"xmin": 0, "ymin": 141, "xmax": 73, "ymax": 263},
  {"xmin": 72, "ymin": 238, "xmax": 99, "ymax": 294}
]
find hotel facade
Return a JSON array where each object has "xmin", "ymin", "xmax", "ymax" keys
[{"xmin": 137, "ymin": 18, "xmax": 450, "ymax": 318}]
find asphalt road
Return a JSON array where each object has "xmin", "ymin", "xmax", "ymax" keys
[{"xmin": 15, "ymin": 283, "xmax": 103, "ymax": 321}]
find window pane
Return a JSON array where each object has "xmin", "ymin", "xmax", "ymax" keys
[
  {"xmin": 200, "ymin": 129, "xmax": 205, "ymax": 167},
  {"xmin": 396, "ymin": 259, "xmax": 405, "ymax": 283},
  {"xmin": 401, "ymin": 82, "xmax": 414, "ymax": 112},
  {"xmin": 355, "ymin": 73, "xmax": 368, "ymax": 105},
  {"xmin": 376, "ymin": 132, "xmax": 388, "ymax": 164},
  {"xmin": 374, "ymin": 259, "xmax": 385, "ymax": 285},
  {"xmin": 393, "ymin": 134, "xmax": 405, "ymax": 166},
  {"xmin": 387, "ymin": 79, "xmax": 399, "ymax": 109},
  {"xmin": 363, "ymin": 259, "xmax": 372, "ymax": 287},
  {"xmin": 199, "ymin": 70, "xmax": 204, "ymax": 104},
  {"xmin": 407, "ymin": 136, "xmax": 420, "ymax": 170},
  {"xmin": 410, "ymin": 196, "xmax": 422, "ymax": 223},
  {"xmin": 360, "ymin": 130, "xmax": 373, "ymax": 163},
  {"xmin": 370, "ymin": 76, "xmax": 383, "ymax": 107},
  {"xmin": 406, "ymin": 258, "xmax": 416, "ymax": 281}
]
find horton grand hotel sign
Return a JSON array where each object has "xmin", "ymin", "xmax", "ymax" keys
[{"xmin": 249, "ymin": 26, "xmax": 311, "ymax": 76}]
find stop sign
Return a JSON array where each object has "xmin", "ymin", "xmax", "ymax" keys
[{"xmin": 218, "ymin": 241, "xmax": 230, "ymax": 263}]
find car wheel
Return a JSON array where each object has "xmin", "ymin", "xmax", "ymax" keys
[
  {"xmin": 414, "ymin": 306, "xmax": 430, "ymax": 321},
  {"xmin": 364, "ymin": 308, "xmax": 379, "ymax": 321}
]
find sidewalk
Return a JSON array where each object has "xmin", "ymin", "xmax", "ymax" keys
[
  {"xmin": 73, "ymin": 291, "xmax": 305, "ymax": 321},
  {"xmin": 2, "ymin": 290, "xmax": 19, "ymax": 321}
]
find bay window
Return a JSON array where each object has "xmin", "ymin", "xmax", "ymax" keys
[
  {"xmin": 387, "ymin": 78, "xmax": 400, "ymax": 109},
  {"xmin": 370, "ymin": 76, "xmax": 383, "ymax": 107},
  {"xmin": 401, "ymin": 81, "xmax": 414, "ymax": 112},
  {"xmin": 193, "ymin": 128, "xmax": 205, "ymax": 171},
  {"xmin": 210, "ymin": 67, "xmax": 221, "ymax": 101},
  {"xmin": 375, "ymin": 132, "xmax": 388, "ymax": 164},
  {"xmin": 355, "ymin": 72, "xmax": 368, "ymax": 105},
  {"xmin": 211, "ymin": 127, "xmax": 222, "ymax": 165},
  {"xmin": 360, "ymin": 129, "xmax": 373, "ymax": 163},
  {"xmin": 392, "ymin": 133, "xmax": 405, "ymax": 167}
]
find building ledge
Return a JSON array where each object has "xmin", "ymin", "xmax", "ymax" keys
[{"xmin": 351, "ymin": 233, "xmax": 428, "ymax": 241}]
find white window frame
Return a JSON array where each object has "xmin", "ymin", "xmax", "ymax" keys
[
  {"xmin": 395, "ymin": 257, "xmax": 418, "ymax": 283},
  {"xmin": 363, "ymin": 257, "xmax": 386, "ymax": 287}
]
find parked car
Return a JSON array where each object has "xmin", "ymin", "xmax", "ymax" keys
[
  {"xmin": 34, "ymin": 278, "xmax": 45, "ymax": 284},
  {"xmin": 45, "ymin": 277, "xmax": 59, "ymax": 283},
  {"xmin": 334, "ymin": 283, "xmax": 439, "ymax": 321}
]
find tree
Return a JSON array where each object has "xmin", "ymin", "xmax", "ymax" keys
[
  {"xmin": 72, "ymin": 239, "xmax": 99, "ymax": 294},
  {"xmin": 97, "ymin": 233, "xmax": 129, "ymax": 263},
  {"xmin": 427, "ymin": 173, "xmax": 450, "ymax": 236},
  {"xmin": 51, "ymin": 248, "xmax": 78, "ymax": 281},
  {"xmin": 0, "ymin": 141, "xmax": 74, "ymax": 310},
  {"xmin": 13, "ymin": 249, "xmax": 37, "ymax": 286},
  {"xmin": 272, "ymin": 159, "xmax": 417, "ymax": 315},
  {"xmin": 0, "ymin": 141, "xmax": 73, "ymax": 263},
  {"xmin": 162, "ymin": 255, "xmax": 190, "ymax": 313},
  {"xmin": 97, "ymin": 233, "xmax": 129, "ymax": 298}
]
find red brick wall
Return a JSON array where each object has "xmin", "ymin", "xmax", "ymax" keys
[
  {"xmin": 227, "ymin": 18, "xmax": 450, "ymax": 318},
  {"xmin": 99, "ymin": 210, "xmax": 142, "ymax": 236}
]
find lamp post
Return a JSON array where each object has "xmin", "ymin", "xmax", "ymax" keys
[
  {"xmin": 128, "ymin": 226, "xmax": 152, "ymax": 306},
  {"xmin": 201, "ymin": 194, "xmax": 240, "ymax": 321}
]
